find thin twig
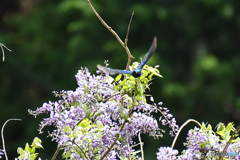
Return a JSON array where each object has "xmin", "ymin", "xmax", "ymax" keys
[
  {"xmin": 0, "ymin": 43, "xmax": 12, "ymax": 62},
  {"xmin": 51, "ymin": 146, "xmax": 61, "ymax": 160},
  {"xmin": 1, "ymin": 119, "xmax": 21, "ymax": 160},
  {"xmin": 100, "ymin": 83, "xmax": 137, "ymax": 160},
  {"xmin": 157, "ymin": 108, "xmax": 178, "ymax": 136},
  {"xmin": 71, "ymin": 118, "xmax": 90, "ymax": 160},
  {"xmin": 100, "ymin": 118, "xmax": 129, "ymax": 160},
  {"xmin": 138, "ymin": 132, "xmax": 144, "ymax": 160},
  {"xmin": 87, "ymin": 0, "xmax": 133, "ymax": 70},
  {"xmin": 72, "ymin": 141, "xmax": 90, "ymax": 160},
  {"xmin": 219, "ymin": 126, "xmax": 240, "ymax": 160},
  {"xmin": 51, "ymin": 118, "xmax": 85, "ymax": 160},
  {"xmin": 124, "ymin": 11, "xmax": 134, "ymax": 47},
  {"xmin": 124, "ymin": 11, "xmax": 134, "ymax": 70},
  {"xmin": 171, "ymin": 119, "xmax": 201, "ymax": 149},
  {"xmin": 100, "ymin": 108, "xmax": 131, "ymax": 160},
  {"xmin": 102, "ymin": 93, "xmax": 120, "ymax": 103},
  {"xmin": 87, "ymin": 0, "xmax": 131, "ymax": 55}
]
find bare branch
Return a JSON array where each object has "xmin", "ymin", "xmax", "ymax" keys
[
  {"xmin": 124, "ymin": 11, "xmax": 134, "ymax": 70},
  {"xmin": 138, "ymin": 132, "xmax": 144, "ymax": 160},
  {"xmin": 124, "ymin": 11, "xmax": 134, "ymax": 46},
  {"xmin": 87, "ymin": 0, "xmax": 133, "ymax": 70},
  {"xmin": 1, "ymin": 119, "xmax": 21, "ymax": 160},
  {"xmin": 171, "ymin": 119, "xmax": 201, "ymax": 149},
  {"xmin": 0, "ymin": 43, "xmax": 12, "ymax": 62},
  {"xmin": 51, "ymin": 146, "xmax": 61, "ymax": 160}
]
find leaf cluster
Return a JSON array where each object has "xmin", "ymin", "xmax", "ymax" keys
[{"xmin": 16, "ymin": 137, "xmax": 43, "ymax": 160}]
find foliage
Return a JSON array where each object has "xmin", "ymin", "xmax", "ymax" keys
[
  {"xmin": 16, "ymin": 137, "xmax": 43, "ymax": 160},
  {"xmin": 114, "ymin": 62, "xmax": 162, "ymax": 97}
]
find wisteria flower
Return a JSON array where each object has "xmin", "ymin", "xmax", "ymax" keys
[
  {"xmin": 28, "ymin": 67, "xmax": 178, "ymax": 159},
  {"xmin": 157, "ymin": 147, "xmax": 178, "ymax": 160},
  {"xmin": 157, "ymin": 123, "xmax": 240, "ymax": 160}
]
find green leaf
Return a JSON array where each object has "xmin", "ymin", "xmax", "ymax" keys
[
  {"xmin": 226, "ymin": 122, "xmax": 234, "ymax": 133},
  {"xmin": 216, "ymin": 122, "xmax": 225, "ymax": 137},
  {"xmin": 115, "ymin": 74, "xmax": 122, "ymax": 82},
  {"xmin": 30, "ymin": 153, "xmax": 38, "ymax": 160},
  {"xmin": 104, "ymin": 76, "xmax": 114, "ymax": 84},
  {"xmin": 153, "ymin": 72, "xmax": 163, "ymax": 78},
  {"xmin": 216, "ymin": 122, "xmax": 235, "ymax": 142},
  {"xmin": 25, "ymin": 143, "xmax": 31, "ymax": 152},
  {"xmin": 80, "ymin": 118, "xmax": 91, "ymax": 128},
  {"xmin": 31, "ymin": 137, "xmax": 43, "ymax": 149}
]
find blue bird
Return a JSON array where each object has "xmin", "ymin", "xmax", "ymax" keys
[{"xmin": 97, "ymin": 37, "xmax": 157, "ymax": 78}]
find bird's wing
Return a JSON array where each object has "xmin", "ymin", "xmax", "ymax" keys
[
  {"xmin": 139, "ymin": 37, "xmax": 157, "ymax": 69},
  {"xmin": 97, "ymin": 65, "xmax": 132, "ymax": 75},
  {"xmin": 120, "ymin": 70, "xmax": 133, "ymax": 74}
]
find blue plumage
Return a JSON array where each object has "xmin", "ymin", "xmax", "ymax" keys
[{"xmin": 97, "ymin": 37, "xmax": 157, "ymax": 78}]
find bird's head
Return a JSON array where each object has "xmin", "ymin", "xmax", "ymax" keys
[{"xmin": 132, "ymin": 68, "xmax": 142, "ymax": 78}]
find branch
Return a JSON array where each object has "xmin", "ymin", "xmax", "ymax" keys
[
  {"xmin": 1, "ymin": 119, "xmax": 21, "ymax": 160},
  {"xmin": 100, "ymin": 88, "xmax": 137, "ymax": 160},
  {"xmin": 0, "ymin": 43, "xmax": 12, "ymax": 62},
  {"xmin": 138, "ymin": 132, "xmax": 144, "ymax": 160},
  {"xmin": 51, "ymin": 146, "xmax": 61, "ymax": 160},
  {"xmin": 124, "ymin": 11, "xmax": 134, "ymax": 70},
  {"xmin": 51, "ymin": 118, "xmax": 85, "ymax": 160},
  {"xmin": 124, "ymin": 11, "xmax": 134, "ymax": 48},
  {"xmin": 102, "ymin": 93, "xmax": 120, "ymax": 103},
  {"xmin": 87, "ymin": 0, "xmax": 134, "ymax": 70},
  {"xmin": 219, "ymin": 126, "xmax": 240, "ymax": 160},
  {"xmin": 171, "ymin": 119, "xmax": 201, "ymax": 149}
]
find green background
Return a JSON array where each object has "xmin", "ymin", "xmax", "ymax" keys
[{"xmin": 0, "ymin": 0, "xmax": 240, "ymax": 159}]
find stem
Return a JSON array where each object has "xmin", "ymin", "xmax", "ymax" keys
[
  {"xmin": 51, "ymin": 118, "xmax": 85, "ymax": 160},
  {"xmin": 124, "ymin": 11, "xmax": 134, "ymax": 47},
  {"xmin": 72, "ymin": 141, "xmax": 90, "ymax": 160},
  {"xmin": 51, "ymin": 146, "xmax": 60, "ymax": 160},
  {"xmin": 87, "ymin": 0, "xmax": 133, "ymax": 70},
  {"xmin": 0, "ymin": 43, "xmax": 12, "ymax": 62},
  {"xmin": 138, "ymin": 132, "xmax": 144, "ymax": 160},
  {"xmin": 157, "ymin": 108, "xmax": 177, "ymax": 135},
  {"xmin": 102, "ymin": 93, "xmax": 120, "ymax": 103},
  {"xmin": 124, "ymin": 11, "xmax": 134, "ymax": 70},
  {"xmin": 219, "ymin": 126, "xmax": 240, "ymax": 160},
  {"xmin": 171, "ymin": 119, "xmax": 201, "ymax": 149},
  {"xmin": 100, "ymin": 83, "xmax": 137, "ymax": 160},
  {"xmin": 1, "ymin": 119, "xmax": 21, "ymax": 160}
]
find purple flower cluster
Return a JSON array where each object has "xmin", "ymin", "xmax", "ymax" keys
[
  {"xmin": 157, "ymin": 147, "xmax": 178, "ymax": 160},
  {"xmin": 157, "ymin": 102, "xmax": 179, "ymax": 137},
  {"xmin": 0, "ymin": 149, "xmax": 4, "ymax": 159},
  {"xmin": 157, "ymin": 126, "xmax": 240, "ymax": 159},
  {"xmin": 29, "ymin": 67, "xmax": 177, "ymax": 159}
]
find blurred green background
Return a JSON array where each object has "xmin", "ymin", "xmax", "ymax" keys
[{"xmin": 1, "ymin": 0, "xmax": 240, "ymax": 159}]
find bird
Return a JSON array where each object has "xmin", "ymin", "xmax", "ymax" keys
[{"xmin": 97, "ymin": 37, "xmax": 157, "ymax": 78}]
